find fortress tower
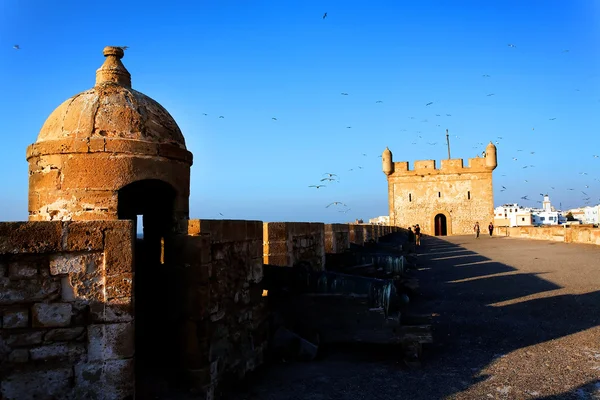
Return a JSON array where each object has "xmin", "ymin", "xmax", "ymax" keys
[
  {"xmin": 26, "ymin": 46, "xmax": 193, "ymax": 237},
  {"xmin": 382, "ymin": 142, "xmax": 497, "ymax": 235}
]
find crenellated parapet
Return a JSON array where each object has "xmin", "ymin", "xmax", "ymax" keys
[{"xmin": 383, "ymin": 142, "xmax": 497, "ymax": 177}]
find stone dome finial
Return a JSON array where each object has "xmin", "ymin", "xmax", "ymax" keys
[{"xmin": 95, "ymin": 46, "xmax": 131, "ymax": 87}]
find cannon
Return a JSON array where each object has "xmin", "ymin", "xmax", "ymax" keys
[{"xmin": 264, "ymin": 264, "xmax": 431, "ymax": 366}]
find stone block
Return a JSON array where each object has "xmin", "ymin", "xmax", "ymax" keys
[
  {"xmin": 73, "ymin": 359, "xmax": 134, "ymax": 400},
  {"xmin": 32, "ymin": 303, "xmax": 72, "ymax": 328},
  {"xmin": 29, "ymin": 343, "xmax": 86, "ymax": 361},
  {"xmin": 88, "ymin": 137, "xmax": 106, "ymax": 152},
  {"xmin": 264, "ymin": 222, "xmax": 288, "ymax": 241},
  {"xmin": 87, "ymin": 322, "xmax": 134, "ymax": 361},
  {"xmin": 8, "ymin": 349, "xmax": 29, "ymax": 363},
  {"xmin": 0, "ymin": 277, "xmax": 61, "ymax": 305},
  {"xmin": 246, "ymin": 221, "xmax": 263, "ymax": 241},
  {"xmin": 2, "ymin": 308, "xmax": 29, "ymax": 328},
  {"xmin": 89, "ymin": 298, "xmax": 133, "ymax": 323},
  {"xmin": 62, "ymin": 259, "xmax": 105, "ymax": 302},
  {"xmin": 222, "ymin": 220, "xmax": 247, "ymax": 242},
  {"xmin": 158, "ymin": 142, "xmax": 192, "ymax": 162},
  {"xmin": 247, "ymin": 239, "xmax": 262, "ymax": 259},
  {"xmin": 0, "ymin": 367, "xmax": 73, "ymax": 399},
  {"xmin": 49, "ymin": 252, "xmax": 103, "ymax": 275},
  {"xmin": 105, "ymin": 273, "xmax": 133, "ymax": 299},
  {"xmin": 104, "ymin": 225, "xmax": 134, "ymax": 275},
  {"xmin": 44, "ymin": 326, "xmax": 85, "ymax": 342},
  {"xmin": 105, "ymin": 138, "xmax": 158, "ymax": 156},
  {"xmin": 264, "ymin": 241, "xmax": 288, "ymax": 256},
  {"xmin": 8, "ymin": 260, "xmax": 39, "ymax": 279},
  {"xmin": 63, "ymin": 221, "xmax": 105, "ymax": 251},
  {"xmin": 6, "ymin": 331, "xmax": 44, "ymax": 347},
  {"xmin": 0, "ymin": 222, "xmax": 62, "ymax": 254}
]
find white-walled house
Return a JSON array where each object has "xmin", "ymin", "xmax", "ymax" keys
[
  {"xmin": 494, "ymin": 203, "xmax": 533, "ymax": 227},
  {"xmin": 494, "ymin": 195, "xmax": 566, "ymax": 227}
]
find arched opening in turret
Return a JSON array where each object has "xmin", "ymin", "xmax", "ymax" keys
[
  {"xmin": 117, "ymin": 179, "xmax": 178, "ymax": 394},
  {"xmin": 434, "ymin": 213, "xmax": 448, "ymax": 236}
]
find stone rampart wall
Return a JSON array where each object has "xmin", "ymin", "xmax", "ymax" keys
[
  {"xmin": 173, "ymin": 219, "xmax": 267, "ymax": 399},
  {"xmin": 497, "ymin": 225, "xmax": 600, "ymax": 246},
  {"xmin": 0, "ymin": 220, "xmax": 134, "ymax": 399}
]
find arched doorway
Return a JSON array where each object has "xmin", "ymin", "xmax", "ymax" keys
[
  {"xmin": 434, "ymin": 213, "xmax": 448, "ymax": 236},
  {"xmin": 118, "ymin": 179, "xmax": 178, "ymax": 393}
]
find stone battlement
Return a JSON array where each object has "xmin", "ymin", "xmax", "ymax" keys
[{"xmin": 390, "ymin": 157, "xmax": 491, "ymax": 175}]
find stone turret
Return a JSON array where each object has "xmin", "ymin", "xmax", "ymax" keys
[
  {"xmin": 26, "ymin": 46, "xmax": 193, "ymax": 229},
  {"xmin": 382, "ymin": 147, "xmax": 393, "ymax": 175},
  {"xmin": 485, "ymin": 141, "xmax": 497, "ymax": 170}
]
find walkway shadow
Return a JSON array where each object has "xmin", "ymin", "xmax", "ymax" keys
[{"xmin": 413, "ymin": 235, "xmax": 600, "ymax": 399}]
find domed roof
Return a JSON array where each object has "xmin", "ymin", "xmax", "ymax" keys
[{"xmin": 36, "ymin": 46, "xmax": 186, "ymax": 149}]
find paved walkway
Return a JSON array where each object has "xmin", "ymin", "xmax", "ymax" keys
[{"xmin": 226, "ymin": 235, "xmax": 600, "ymax": 400}]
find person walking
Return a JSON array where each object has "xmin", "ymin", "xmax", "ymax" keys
[
  {"xmin": 488, "ymin": 222, "xmax": 494, "ymax": 237},
  {"xmin": 414, "ymin": 224, "xmax": 421, "ymax": 246},
  {"xmin": 474, "ymin": 222, "xmax": 480, "ymax": 239},
  {"xmin": 407, "ymin": 227, "xmax": 415, "ymax": 251}
]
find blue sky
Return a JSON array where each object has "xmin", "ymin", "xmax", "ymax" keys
[{"xmin": 0, "ymin": 0, "xmax": 599, "ymax": 223}]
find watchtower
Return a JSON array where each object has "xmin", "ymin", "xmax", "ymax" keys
[
  {"xmin": 382, "ymin": 143, "xmax": 497, "ymax": 235},
  {"xmin": 25, "ymin": 46, "xmax": 194, "ymax": 387}
]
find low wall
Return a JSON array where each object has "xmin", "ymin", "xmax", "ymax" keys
[
  {"xmin": 263, "ymin": 222, "xmax": 398, "ymax": 268},
  {"xmin": 0, "ymin": 219, "xmax": 397, "ymax": 400},
  {"xmin": 173, "ymin": 219, "xmax": 268, "ymax": 398},
  {"xmin": 0, "ymin": 221, "xmax": 134, "ymax": 399},
  {"xmin": 263, "ymin": 222, "xmax": 326, "ymax": 269},
  {"xmin": 497, "ymin": 225, "xmax": 600, "ymax": 246}
]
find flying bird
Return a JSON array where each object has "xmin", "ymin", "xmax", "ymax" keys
[
  {"xmin": 309, "ymin": 185, "xmax": 326, "ymax": 189},
  {"xmin": 508, "ymin": 44, "xmax": 517, "ymax": 48},
  {"xmin": 202, "ymin": 113, "xmax": 208, "ymax": 116},
  {"xmin": 446, "ymin": 114, "xmax": 452, "ymax": 116},
  {"xmin": 341, "ymin": 92, "xmax": 348, "ymax": 96},
  {"xmin": 549, "ymin": 118, "xmax": 556, "ymax": 120},
  {"xmin": 320, "ymin": 177, "xmax": 337, "ymax": 182},
  {"xmin": 482, "ymin": 74, "xmax": 490, "ymax": 78},
  {"xmin": 323, "ymin": 12, "xmax": 327, "ymax": 19},
  {"xmin": 323, "ymin": 173, "xmax": 337, "ymax": 178},
  {"xmin": 13, "ymin": 45, "xmax": 20, "ymax": 50},
  {"xmin": 486, "ymin": 93, "xmax": 495, "ymax": 96},
  {"xmin": 219, "ymin": 116, "xmax": 224, "ymax": 118},
  {"xmin": 219, "ymin": 213, "xmax": 224, "ymax": 216},
  {"xmin": 272, "ymin": 117, "xmax": 277, "ymax": 120},
  {"xmin": 326, "ymin": 202, "xmax": 347, "ymax": 208},
  {"xmin": 376, "ymin": 100, "xmax": 383, "ymax": 103},
  {"xmin": 346, "ymin": 126, "xmax": 352, "ymax": 129},
  {"xmin": 426, "ymin": 102, "xmax": 433, "ymax": 106}
]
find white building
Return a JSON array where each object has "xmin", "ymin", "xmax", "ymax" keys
[
  {"xmin": 531, "ymin": 195, "xmax": 566, "ymax": 226},
  {"xmin": 494, "ymin": 195, "xmax": 566, "ymax": 227},
  {"xmin": 369, "ymin": 215, "xmax": 389, "ymax": 225},
  {"xmin": 494, "ymin": 203, "xmax": 533, "ymax": 227},
  {"xmin": 565, "ymin": 206, "xmax": 600, "ymax": 224}
]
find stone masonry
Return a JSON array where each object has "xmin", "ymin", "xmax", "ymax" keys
[
  {"xmin": 0, "ymin": 220, "xmax": 134, "ymax": 399},
  {"xmin": 382, "ymin": 143, "xmax": 498, "ymax": 236}
]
